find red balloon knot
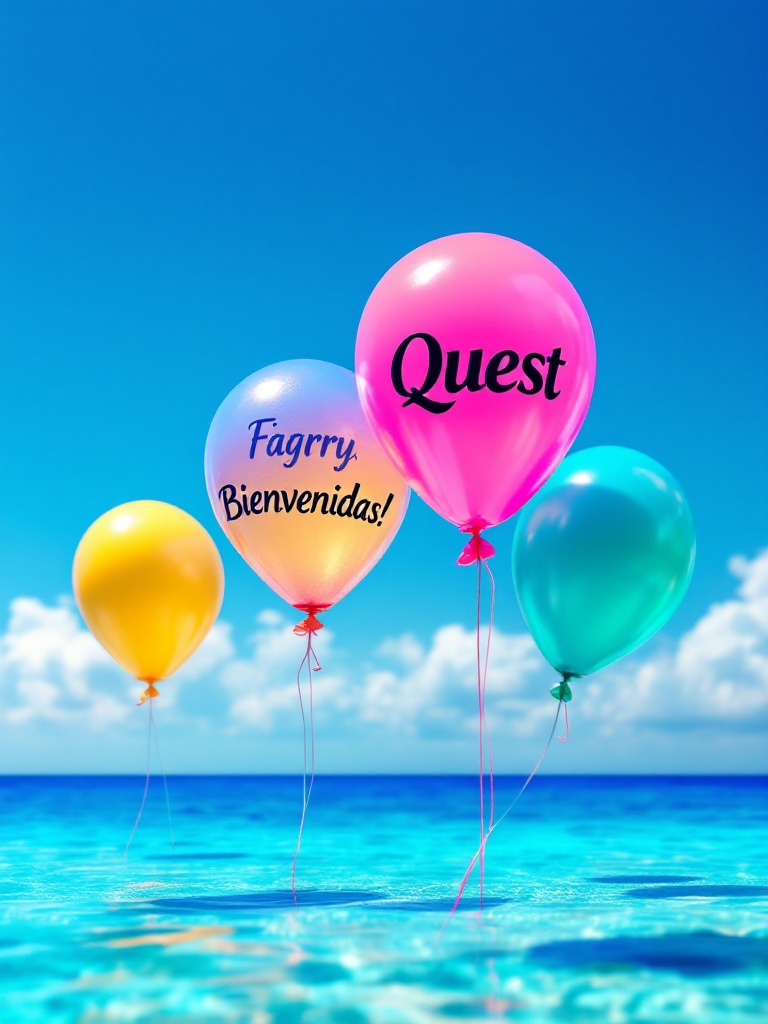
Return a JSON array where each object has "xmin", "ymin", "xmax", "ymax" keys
[
  {"xmin": 293, "ymin": 613, "xmax": 324, "ymax": 636},
  {"xmin": 457, "ymin": 529, "xmax": 496, "ymax": 565}
]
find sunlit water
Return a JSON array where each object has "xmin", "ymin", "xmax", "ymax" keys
[{"xmin": 0, "ymin": 775, "xmax": 765, "ymax": 1022}]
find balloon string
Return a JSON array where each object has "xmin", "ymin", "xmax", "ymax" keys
[
  {"xmin": 482, "ymin": 558, "xmax": 496, "ymax": 833},
  {"xmin": 291, "ymin": 633, "xmax": 312, "ymax": 902},
  {"xmin": 150, "ymin": 700, "xmax": 174, "ymax": 847},
  {"xmin": 125, "ymin": 696, "xmax": 153, "ymax": 858},
  {"xmin": 306, "ymin": 629, "xmax": 317, "ymax": 809},
  {"xmin": 441, "ymin": 698, "xmax": 564, "ymax": 936},
  {"xmin": 475, "ymin": 557, "xmax": 485, "ymax": 907},
  {"xmin": 557, "ymin": 703, "xmax": 570, "ymax": 743}
]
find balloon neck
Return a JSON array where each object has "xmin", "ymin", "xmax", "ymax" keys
[
  {"xmin": 293, "ymin": 602, "xmax": 331, "ymax": 615},
  {"xmin": 456, "ymin": 524, "xmax": 496, "ymax": 566},
  {"xmin": 550, "ymin": 674, "xmax": 574, "ymax": 703},
  {"xmin": 137, "ymin": 682, "xmax": 160, "ymax": 705},
  {"xmin": 293, "ymin": 612, "xmax": 324, "ymax": 636}
]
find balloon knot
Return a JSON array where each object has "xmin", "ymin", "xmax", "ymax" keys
[
  {"xmin": 549, "ymin": 678, "xmax": 573, "ymax": 703},
  {"xmin": 293, "ymin": 613, "xmax": 324, "ymax": 637},
  {"xmin": 457, "ymin": 527, "xmax": 496, "ymax": 565},
  {"xmin": 137, "ymin": 683, "xmax": 160, "ymax": 706}
]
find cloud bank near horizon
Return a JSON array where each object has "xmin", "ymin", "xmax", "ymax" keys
[{"xmin": 1, "ymin": 550, "xmax": 766, "ymax": 773}]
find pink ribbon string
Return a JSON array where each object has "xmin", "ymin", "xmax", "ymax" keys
[
  {"xmin": 456, "ymin": 528, "xmax": 497, "ymax": 908},
  {"xmin": 557, "ymin": 703, "xmax": 570, "ymax": 743},
  {"xmin": 291, "ymin": 613, "xmax": 323, "ymax": 903}
]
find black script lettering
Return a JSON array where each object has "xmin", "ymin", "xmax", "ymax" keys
[
  {"xmin": 368, "ymin": 502, "xmax": 381, "ymax": 524},
  {"xmin": 240, "ymin": 483, "xmax": 251, "ymax": 516},
  {"xmin": 486, "ymin": 351, "xmax": 520, "ymax": 393},
  {"xmin": 219, "ymin": 484, "xmax": 242, "ymax": 521},
  {"xmin": 311, "ymin": 491, "xmax": 329, "ymax": 514},
  {"xmin": 377, "ymin": 493, "xmax": 394, "ymax": 526},
  {"xmin": 518, "ymin": 352, "xmax": 545, "ymax": 395},
  {"xmin": 297, "ymin": 490, "xmax": 313, "ymax": 512},
  {"xmin": 545, "ymin": 348, "xmax": 566, "ymax": 399},
  {"xmin": 445, "ymin": 348, "xmax": 485, "ymax": 394},
  {"xmin": 337, "ymin": 482, "xmax": 361, "ymax": 517},
  {"xmin": 353, "ymin": 498, "xmax": 371, "ymax": 520},
  {"xmin": 391, "ymin": 333, "xmax": 454, "ymax": 413},
  {"xmin": 264, "ymin": 490, "xmax": 281, "ymax": 512},
  {"xmin": 250, "ymin": 491, "xmax": 263, "ymax": 514},
  {"xmin": 329, "ymin": 484, "xmax": 341, "ymax": 515},
  {"xmin": 281, "ymin": 489, "xmax": 299, "ymax": 512}
]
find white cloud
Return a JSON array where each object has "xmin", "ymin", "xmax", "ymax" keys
[
  {"xmin": 1, "ymin": 551, "xmax": 766, "ymax": 766},
  {"xmin": 0, "ymin": 597, "xmax": 235, "ymax": 728},
  {"xmin": 583, "ymin": 548, "xmax": 768, "ymax": 734},
  {"xmin": 218, "ymin": 610, "xmax": 349, "ymax": 730},
  {"xmin": 0, "ymin": 597, "xmax": 128, "ymax": 727}
]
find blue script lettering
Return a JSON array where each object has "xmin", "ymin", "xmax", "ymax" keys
[{"xmin": 248, "ymin": 417, "xmax": 358, "ymax": 472}]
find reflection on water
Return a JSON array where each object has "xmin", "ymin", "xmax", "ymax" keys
[{"xmin": 0, "ymin": 775, "xmax": 765, "ymax": 1022}]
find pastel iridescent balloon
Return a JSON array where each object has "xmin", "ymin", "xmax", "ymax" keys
[
  {"xmin": 204, "ymin": 359, "xmax": 409, "ymax": 613},
  {"xmin": 512, "ymin": 446, "xmax": 696, "ymax": 680},
  {"xmin": 355, "ymin": 233, "xmax": 596, "ymax": 540}
]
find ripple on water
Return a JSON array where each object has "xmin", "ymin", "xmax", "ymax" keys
[
  {"xmin": 148, "ymin": 889, "xmax": 384, "ymax": 911},
  {"xmin": 591, "ymin": 875, "xmax": 703, "ymax": 884}
]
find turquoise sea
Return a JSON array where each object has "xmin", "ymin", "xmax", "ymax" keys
[{"xmin": 0, "ymin": 775, "xmax": 766, "ymax": 1022}]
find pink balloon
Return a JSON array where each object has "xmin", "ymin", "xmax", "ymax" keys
[{"xmin": 355, "ymin": 233, "xmax": 596, "ymax": 541}]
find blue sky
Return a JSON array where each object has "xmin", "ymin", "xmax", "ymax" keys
[{"xmin": 0, "ymin": 1, "xmax": 766, "ymax": 773}]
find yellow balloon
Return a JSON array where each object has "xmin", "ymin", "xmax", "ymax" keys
[{"xmin": 73, "ymin": 500, "xmax": 224, "ymax": 687}]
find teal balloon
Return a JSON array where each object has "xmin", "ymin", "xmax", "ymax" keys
[{"xmin": 512, "ymin": 446, "xmax": 695, "ymax": 678}]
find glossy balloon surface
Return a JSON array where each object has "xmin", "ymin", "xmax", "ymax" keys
[
  {"xmin": 356, "ymin": 233, "xmax": 595, "ymax": 530},
  {"xmin": 204, "ymin": 359, "xmax": 409, "ymax": 611},
  {"xmin": 512, "ymin": 446, "xmax": 695, "ymax": 677},
  {"xmin": 73, "ymin": 500, "xmax": 224, "ymax": 683}
]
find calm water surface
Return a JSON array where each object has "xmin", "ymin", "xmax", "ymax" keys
[{"xmin": 0, "ymin": 775, "xmax": 765, "ymax": 1022}]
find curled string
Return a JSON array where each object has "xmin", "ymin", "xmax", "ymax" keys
[
  {"xmin": 125, "ymin": 694, "xmax": 154, "ymax": 858},
  {"xmin": 291, "ymin": 614, "xmax": 323, "ymax": 904},
  {"xmin": 557, "ymin": 703, "xmax": 570, "ymax": 743},
  {"xmin": 441, "ymin": 697, "xmax": 564, "ymax": 937}
]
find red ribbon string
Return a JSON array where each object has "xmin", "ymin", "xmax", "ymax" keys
[
  {"xmin": 293, "ymin": 612, "xmax": 324, "ymax": 637},
  {"xmin": 457, "ymin": 531, "xmax": 497, "ymax": 566}
]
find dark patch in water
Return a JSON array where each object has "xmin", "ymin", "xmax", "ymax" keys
[
  {"xmin": 372, "ymin": 897, "xmax": 507, "ymax": 912},
  {"xmin": 292, "ymin": 959, "xmax": 351, "ymax": 984},
  {"xmin": 148, "ymin": 889, "xmax": 383, "ymax": 911},
  {"xmin": 528, "ymin": 931, "xmax": 768, "ymax": 976},
  {"xmin": 148, "ymin": 852, "xmax": 247, "ymax": 861},
  {"xmin": 591, "ymin": 875, "xmax": 702, "ymax": 884},
  {"xmin": 625, "ymin": 884, "xmax": 768, "ymax": 899}
]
